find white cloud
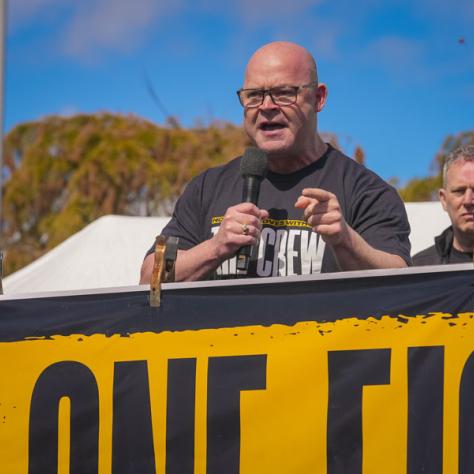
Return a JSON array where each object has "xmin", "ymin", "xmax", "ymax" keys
[
  {"xmin": 10, "ymin": 0, "xmax": 343, "ymax": 64},
  {"xmin": 199, "ymin": 0, "xmax": 341, "ymax": 67},
  {"xmin": 60, "ymin": 0, "xmax": 183, "ymax": 60},
  {"xmin": 197, "ymin": 0, "xmax": 324, "ymax": 26},
  {"xmin": 10, "ymin": 0, "xmax": 185, "ymax": 61},
  {"xmin": 9, "ymin": 0, "xmax": 68, "ymax": 28}
]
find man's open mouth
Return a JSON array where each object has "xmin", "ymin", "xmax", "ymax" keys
[{"xmin": 259, "ymin": 122, "xmax": 286, "ymax": 131}]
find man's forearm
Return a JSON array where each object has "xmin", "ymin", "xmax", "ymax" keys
[
  {"xmin": 172, "ymin": 243, "xmax": 227, "ymax": 281},
  {"xmin": 140, "ymin": 242, "xmax": 225, "ymax": 284},
  {"xmin": 329, "ymin": 226, "xmax": 407, "ymax": 271}
]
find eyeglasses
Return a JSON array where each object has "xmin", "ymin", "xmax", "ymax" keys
[{"xmin": 236, "ymin": 82, "xmax": 317, "ymax": 108}]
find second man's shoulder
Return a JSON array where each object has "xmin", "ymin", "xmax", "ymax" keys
[{"xmin": 412, "ymin": 244, "xmax": 440, "ymax": 266}]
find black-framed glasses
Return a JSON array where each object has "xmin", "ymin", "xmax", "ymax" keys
[{"xmin": 236, "ymin": 82, "xmax": 317, "ymax": 108}]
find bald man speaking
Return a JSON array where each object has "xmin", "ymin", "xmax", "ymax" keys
[{"xmin": 141, "ymin": 41, "xmax": 411, "ymax": 282}]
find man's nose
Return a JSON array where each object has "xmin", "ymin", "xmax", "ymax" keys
[
  {"xmin": 259, "ymin": 92, "xmax": 279, "ymax": 110},
  {"xmin": 463, "ymin": 188, "xmax": 474, "ymax": 205}
]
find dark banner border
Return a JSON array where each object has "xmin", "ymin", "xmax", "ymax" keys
[{"xmin": 1, "ymin": 267, "xmax": 473, "ymax": 342}]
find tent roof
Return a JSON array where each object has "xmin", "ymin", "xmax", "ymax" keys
[
  {"xmin": 2, "ymin": 202, "xmax": 451, "ymax": 295},
  {"xmin": 3, "ymin": 215, "xmax": 169, "ymax": 295}
]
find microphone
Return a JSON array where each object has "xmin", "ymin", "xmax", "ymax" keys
[{"xmin": 236, "ymin": 147, "xmax": 268, "ymax": 271}]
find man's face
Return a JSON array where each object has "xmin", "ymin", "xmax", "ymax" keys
[
  {"xmin": 439, "ymin": 159, "xmax": 474, "ymax": 235},
  {"xmin": 242, "ymin": 52, "xmax": 326, "ymax": 159}
]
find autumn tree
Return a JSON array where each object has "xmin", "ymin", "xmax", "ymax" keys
[
  {"xmin": 1, "ymin": 113, "xmax": 248, "ymax": 274},
  {"xmin": 354, "ymin": 146, "xmax": 365, "ymax": 166}
]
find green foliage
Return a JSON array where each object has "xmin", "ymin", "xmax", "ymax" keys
[
  {"xmin": 398, "ymin": 175, "xmax": 442, "ymax": 202},
  {"xmin": 398, "ymin": 130, "xmax": 474, "ymax": 202},
  {"xmin": 1, "ymin": 113, "xmax": 248, "ymax": 275}
]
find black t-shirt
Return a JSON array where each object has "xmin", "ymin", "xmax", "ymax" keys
[
  {"xmin": 159, "ymin": 145, "xmax": 411, "ymax": 278},
  {"xmin": 448, "ymin": 247, "xmax": 473, "ymax": 264}
]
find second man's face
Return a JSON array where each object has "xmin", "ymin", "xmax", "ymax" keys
[{"xmin": 440, "ymin": 159, "xmax": 474, "ymax": 235}]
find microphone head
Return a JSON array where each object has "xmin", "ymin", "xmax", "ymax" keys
[{"xmin": 240, "ymin": 147, "xmax": 268, "ymax": 180}]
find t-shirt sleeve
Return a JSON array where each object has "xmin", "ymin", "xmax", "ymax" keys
[
  {"xmin": 145, "ymin": 173, "xmax": 207, "ymax": 257},
  {"xmin": 161, "ymin": 173, "xmax": 207, "ymax": 250},
  {"xmin": 349, "ymin": 171, "xmax": 412, "ymax": 265}
]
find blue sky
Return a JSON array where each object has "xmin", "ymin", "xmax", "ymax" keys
[{"xmin": 6, "ymin": 0, "xmax": 474, "ymax": 183}]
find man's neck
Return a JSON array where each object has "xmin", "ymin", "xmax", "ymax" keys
[{"xmin": 267, "ymin": 138, "xmax": 328, "ymax": 174}]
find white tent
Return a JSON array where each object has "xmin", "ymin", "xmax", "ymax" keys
[
  {"xmin": 405, "ymin": 201, "xmax": 450, "ymax": 254},
  {"xmin": 2, "ymin": 203, "xmax": 451, "ymax": 295},
  {"xmin": 2, "ymin": 215, "xmax": 169, "ymax": 295}
]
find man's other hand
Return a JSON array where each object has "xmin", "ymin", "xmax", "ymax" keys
[{"xmin": 295, "ymin": 188, "xmax": 350, "ymax": 246}]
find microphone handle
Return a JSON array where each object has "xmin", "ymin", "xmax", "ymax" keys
[
  {"xmin": 241, "ymin": 175, "xmax": 261, "ymax": 203},
  {"xmin": 236, "ymin": 176, "xmax": 262, "ymax": 271}
]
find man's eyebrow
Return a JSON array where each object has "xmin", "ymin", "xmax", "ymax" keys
[{"xmin": 242, "ymin": 84, "xmax": 296, "ymax": 90}]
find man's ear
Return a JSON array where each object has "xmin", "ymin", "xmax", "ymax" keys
[
  {"xmin": 316, "ymin": 83, "xmax": 328, "ymax": 112},
  {"xmin": 439, "ymin": 188, "xmax": 448, "ymax": 212}
]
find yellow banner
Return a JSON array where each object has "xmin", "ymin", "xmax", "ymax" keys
[{"xmin": 1, "ymin": 311, "xmax": 474, "ymax": 473}]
